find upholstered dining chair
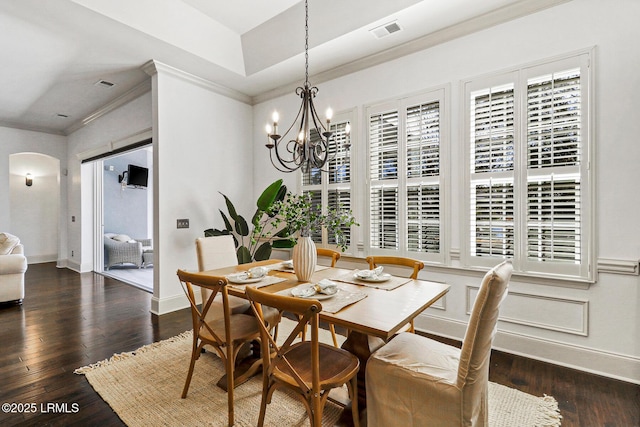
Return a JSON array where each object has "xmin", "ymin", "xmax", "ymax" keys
[
  {"xmin": 195, "ymin": 236, "xmax": 250, "ymax": 319},
  {"xmin": 177, "ymin": 269, "xmax": 263, "ymax": 427},
  {"xmin": 245, "ymin": 286, "xmax": 361, "ymax": 427},
  {"xmin": 365, "ymin": 260, "xmax": 512, "ymax": 427},
  {"xmin": 366, "ymin": 255, "xmax": 425, "ymax": 333},
  {"xmin": 196, "ymin": 235, "xmax": 281, "ymax": 341}
]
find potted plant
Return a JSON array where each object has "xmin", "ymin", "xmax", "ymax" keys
[
  {"xmin": 205, "ymin": 179, "xmax": 296, "ymax": 264},
  {"xmin": 269, "ymin": 192, "xmax": 358, "ymax": 281}
]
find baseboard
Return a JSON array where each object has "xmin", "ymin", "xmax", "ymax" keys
[
  {"xmin": 26, "ymin": 254, "xmax": 57, "ymax": 264},
  {"xmin": 417, "ymin": 314, "xmax": 640, "ymax": 385},
  {"xmin": 150, "ymin": 293, "xmax": 189, "ymax": 315},
  {"xmin": 63, "ymin": 259, "xmax": 82, "ymax": 273}
]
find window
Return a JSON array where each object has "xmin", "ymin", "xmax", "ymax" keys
[
  {"xmin": 464, "ymin": 52, "xmax": 592, "ymax": 280},
  {"xmin": 366, "ymin": 89, "xmax": 447, "ymax": 263},
  {"xmin": 301, "ymin": 110, "xmax": 355, "ymax": 252}
]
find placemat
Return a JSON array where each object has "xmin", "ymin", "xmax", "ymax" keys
[
  {"xmin": 277, "ymin": 285, "xmax": 367, "ymax": 313},
  {"xmin": 330, "ymin": 270, "xmax": 413, "ymax": 291}
]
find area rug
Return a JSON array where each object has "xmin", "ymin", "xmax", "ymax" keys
[{"xmin": 76, "ymin": 320, "xmax": 561, "ymax": 426}]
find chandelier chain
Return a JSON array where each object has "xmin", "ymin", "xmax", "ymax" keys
[{"xmin": 304, "ymin": 0, "xmax": 309, "ymax": 86}]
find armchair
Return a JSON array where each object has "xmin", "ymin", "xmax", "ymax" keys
[{"xmin": 104, "ymin": 233, "xmax": 143, "ymax": 269}]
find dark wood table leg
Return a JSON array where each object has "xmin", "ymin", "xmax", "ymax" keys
[{"xmin": 341, "ymin": 331, "xmax": 385, "ymax": 410}]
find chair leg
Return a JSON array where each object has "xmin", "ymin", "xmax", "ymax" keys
[
  {"xmin": 181, "ymin": 341, "xmax": 200, "ymax": 398},
  {"xmin": 348, "ymin": 375, "xmax": 361, "ymax": 427},
  {"xmin": 257, "ymin": 378, "xmax": 271, "ymax": 427},
  {"xmin": 226, "ymin": 346, "xmax": 235, "ymax": 427},
  {"xmin": 329, "ymin": 324, "xmax": 339, "ymax": 347}
]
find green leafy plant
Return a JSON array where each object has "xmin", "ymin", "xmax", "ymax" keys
[
  {"xmin": 205, "ymin": 179, "xmax": 296, "ymax": 264},
  {"xmin": 269, "ymin": 192, "xmax": 359, "ymax": 252}
]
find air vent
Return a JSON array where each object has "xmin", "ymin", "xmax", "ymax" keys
[
  {"xmin": 56, "ymin": 113, "xmax": 69, "ymax": 118},
  {"xmin": 370, "ymin": 20, "xmax": 402, "ymax": 39},
  {"xmin": 95, "ymin": 79, "xmax": 115, "ymax": 88}
]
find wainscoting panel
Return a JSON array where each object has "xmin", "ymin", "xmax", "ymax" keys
[{"xmin": 467, "ymin": 286, "xmax": 589, "ymax": 336}]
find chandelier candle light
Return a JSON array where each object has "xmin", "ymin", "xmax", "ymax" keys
[{"xmin": 265, "ymin": 0, "xmax": 350, "ymax": 173}]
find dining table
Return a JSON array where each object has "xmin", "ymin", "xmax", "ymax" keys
[{"xmin": 199, "ymin": 258, "xmax": 450, "ymax": 408}]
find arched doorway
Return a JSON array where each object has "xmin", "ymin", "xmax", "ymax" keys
[{"xmin": 9, "ymin": 153, "xmax": 60, "ymax": 263}]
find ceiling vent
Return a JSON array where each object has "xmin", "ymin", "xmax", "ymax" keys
[
  {"xmin": 370, "ymin": 20, "xmax": 402, "ymax": 39},
  {"xmin": 95, "ymin": 79, "xmax": 115, "ymax": 88},
  {"xmin": 56, "ymin": 113, "xmax": 69, "ymax": 118}
]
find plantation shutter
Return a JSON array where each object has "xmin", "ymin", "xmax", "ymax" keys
[
  {"xmin": 327, "ymin": 189, "xmax": 352, "ymax": 246},
  {"xmin": 369, "ymin": 109, "xmax": 399, "ymax": 250},
  {"xmin": 465, "ymin": 52, "xmax": 591, "ymax": 279},
  {"xmin": 526, "ymin": 68, "xmax": 582, "ymax": 264},
  {"xmin": 469, "ymin": 84, "xmax": 515, "ymax": 259},
  {"xmin": 300, "ymin": 117, "xmax": 354, "ymax": 252},
  {"xmin": 406, "ymin": 101, "xmax": 441, "ymax": 254},
  {"xmin": 302, "ymin": 190, "xmax": 323, "ymax": 243}
]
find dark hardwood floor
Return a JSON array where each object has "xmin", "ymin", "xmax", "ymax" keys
[{"xmin": 0, "ymin": 263, "xmax": 638, "ymax": 426}]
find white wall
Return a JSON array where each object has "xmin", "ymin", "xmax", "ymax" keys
[
  {"xmin": 146, "ymin": 62, "xmax": 254, "ymax": 315},
  {"xmin": 253, "ymin": 0, "xmax": 640, "ymax": 383},
  {"xmin": 0, "ymin": 127, "xmax": 67, "ymax": 264}
]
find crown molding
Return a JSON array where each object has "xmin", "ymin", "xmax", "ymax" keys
[
  {"xmin": 63, "ymin": 79, "xmax": 152, "ymax": 136},
  {"xmin": 142, "ymin": 60, "xmax": 252, "ymax": 105}
]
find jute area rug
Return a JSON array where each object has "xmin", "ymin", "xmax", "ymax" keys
[{"xmin": 76, "ymin": 320, "xmax": 561, "ymax": 426}]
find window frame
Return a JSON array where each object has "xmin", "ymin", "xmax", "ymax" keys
[
  {"xmin": 462, "ymin": 50, "xmax": 594, "ymax": 282},
  {"xmin": 365, "ymin": 87, "xmax": 449, "ymax": 264}
]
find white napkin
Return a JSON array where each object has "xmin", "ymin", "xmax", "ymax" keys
[
  {"xmin": 355, "ymin": 266, "xmax": 384, "ymax": 278},
  {"xmin": 315, "ymin": 279, "xmax": 338, "ymax": 295},
  {"xmin": 248, "ymin": 266, "xmax": 268, "ymax": 278},
  {"xmin": 227, "ymin": 267, "xmax": 267, "ymax": 281},
  {"xmin": 282, "ymin": 259, "xmax": 294, "ymax": 269},
  {"xmin": 227, "ymin": 272, "xmax": 248, "ymax": 281}
]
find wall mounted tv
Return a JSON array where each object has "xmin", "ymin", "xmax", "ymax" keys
[{"xmin": 126, "ymin": 164, "xmax": 148, "ymax": 187}]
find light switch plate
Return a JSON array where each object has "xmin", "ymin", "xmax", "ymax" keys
[{"xmin": 177, "ymin": 219, "xmax": 189, "ymax": 229}]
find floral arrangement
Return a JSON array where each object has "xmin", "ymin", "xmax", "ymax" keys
[{"xmin": 269, "ymin": 192, "xmax": 359, "ymax": 252}]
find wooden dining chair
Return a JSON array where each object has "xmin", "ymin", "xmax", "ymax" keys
[
  {"xmin": 177, "ymin": 269, "xmax": 264, "ymax": 427},
  {"xmin": 366, "ymin": 260, "xmax": 512, "ymax": 427},
  {"xmin": 316, "ymin": 247, "xmax": 341, "ymax": 347},
  {"xmin": 366, "ymin": 255, "xmax": 425, "ymax": 333},
  {"xmin": 245, "ymin": 286, "xmax": 361, "ymax": 427},
  {"xmin": 316, "ymin": 247, "xmax": 341, "ymax": 267}
]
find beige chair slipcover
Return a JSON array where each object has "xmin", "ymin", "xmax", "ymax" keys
[
  {"xmin": 366, "ymin": 260, "xmax": 512, "ymax": 427},
  {"xmin": 195, "ymin": 236, "xmax": 250, "ymax": 320}
]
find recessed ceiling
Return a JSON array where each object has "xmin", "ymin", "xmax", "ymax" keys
[{"xmin": 0, "ymin": 0, "xmax": 571, "ymax": 135}]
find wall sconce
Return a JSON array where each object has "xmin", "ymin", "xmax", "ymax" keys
[{"xmin": 25, "ymin": 173, "xmax": 33, "ymax": 187}]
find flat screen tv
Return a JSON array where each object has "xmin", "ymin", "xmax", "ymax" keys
[{"xmin": 127, "ymin": 164, "xmax": 148, "ymax": 187}]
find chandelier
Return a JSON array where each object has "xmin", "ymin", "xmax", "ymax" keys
[{"xmin": 265, "ymin": 0, "xmax": 350, "ymax": 173}]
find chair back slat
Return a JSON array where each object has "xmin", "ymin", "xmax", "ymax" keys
[
  {"xmin": 246, "ymin": 287, "xmax": 322, "ymax": 395},
  {"xmin": 366, "ymin": 255, "xmax": 424, "ymax": 279},
  {"xmin": 177, "ymin": 269, "xmax": 231, "ymax": 347}
]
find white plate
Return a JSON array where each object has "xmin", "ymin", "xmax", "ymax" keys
[
  {"xmin": 290, "ymin": 285, "xmax": 337, "ymax": 300},
  {"xmin": 354, "ymin": 273, "xmax": 392, "ymax": 283},
  {"xmin": 227, "ymin": 276, "xmax": 263, "ymax": 284}
]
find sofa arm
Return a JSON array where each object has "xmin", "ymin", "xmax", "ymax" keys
[
  {"xmin": 0, "ymin": 253, "xmax": 28, "ymax": 274},
  {"xmin": 10, "ymin": 244, "xmax": 24, "ymax": 255},
  {"xmin": 137, "ymin": 239, "xmax": 152, "ymax": 247}
]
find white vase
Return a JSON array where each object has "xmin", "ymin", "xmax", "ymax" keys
[{"xmin": 292, "ymin": 236, "xmax": 317, "ymax": 282}]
